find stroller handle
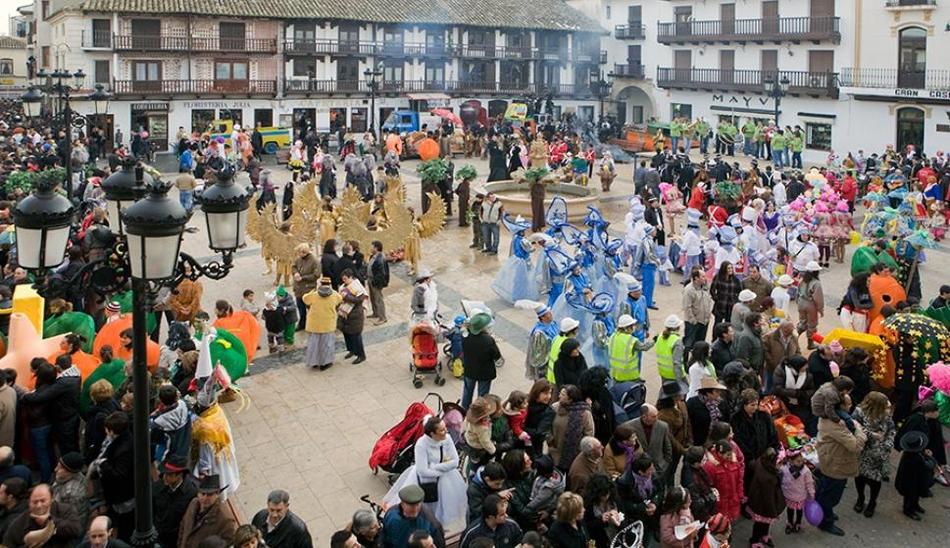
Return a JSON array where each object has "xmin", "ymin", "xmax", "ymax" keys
[{"xmin": 422, "ymin": 392, "xmax": 445, "ymax": 415}]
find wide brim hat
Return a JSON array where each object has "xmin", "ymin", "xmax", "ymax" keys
[
  {"xmin": 197, "ymin": 474, "xmax": 227, "ymax": 493},
  {"xmin": 699, "ymin": 376, "xmax": 728, "ymax": 391},
  {"xmin": 161, "ymin": 454, "xmax": 189, "ymax": 474},
  {"xmin": 415, "ymin": 267, "xmax": 433, "ymax": 280},
  {"xmin": 659, "ymin": 380, "xmax": 687, "ymax": 400},
  {"xmin": 805, "ymin": 261, "xmax": 822, "ymax": 272},
  {"xmin": 738, "ymin": 289, "xmax": 757, "ymax": 303},
  {"xmin": 502, "ymin": 213, "xmax": 531, "ymax": 233},
  {"xmin": 900, "ymin": 430, "xmax": 928, "ymax": 453},
  {"xmin": 627, "ymin": 279, "xmax": 643, "ymax": 293},
  {"xmin": 467, "ymin": 312, "xmax": 493, "ymax": 335}
]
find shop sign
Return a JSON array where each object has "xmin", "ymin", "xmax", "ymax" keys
[
  {"xmin": 891, "ymin": 89, "xmax": 950, "ymax": 100},
  {"xmin": 182, "ymin": 101, "xmax": 252, "ymax": 109},
  {"xmin": 712, "ymin": 94, "xmax": 772, "ymax": 108},
  {"xmin": 131, "ymin": 103, "xmax": 169, "ymax": 111}
]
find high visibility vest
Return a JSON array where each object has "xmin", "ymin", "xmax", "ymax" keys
[
  {"xmin": 547, "ymin": 335, "xmax": 567, "ymax": 383},
  {"xmin": 656, "ymin": 334, "xmax": 681, "ymax": 381},
  {"xmin": 609, "ymin": 332, "xmax": 640, "ymax": 381}
]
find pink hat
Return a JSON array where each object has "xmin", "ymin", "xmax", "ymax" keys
[
  {"xmin": 836, "ymin": 201, "xmax": 849, "ymax": 213},
  {"xmin": 828, "ymin": 340, "xmax": 844, "ymax": 353}
]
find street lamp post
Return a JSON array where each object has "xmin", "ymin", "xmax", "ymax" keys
[
  {"xmin": 20, "ymin": 68, "xmax": 93, "ymax": 202},
  {"xmin": 13, "ymin": 161, "xmax": 250, "ymax": 548},
  {"xmin": 364, "ymin": 66, "xmax": 383, "ymax": 140},
  {"xmin": 763, "ymin": 75, "xmax": 791, "ymax": 126}
]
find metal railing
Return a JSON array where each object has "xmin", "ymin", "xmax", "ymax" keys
[
  {"xmin": 282, "ymin": 39, "xmax": 546, "ymax": 59},
  {"xmin": 885, "ymin": 0, "xmax": 937, "ymax": 7},
  {"xmin": 283, "ymin": 79, "xmax": 589, "ymax": 97},
  {"xmin": 611, "ymin": 63, "xmax": 646, "ymax": 79},
  {"xmin": 839, "ymin": 68, "xmax": 950, "ymax": 90},
  {"xmin": 656, "ymin": 68, "xmax": 838, "ymax": 97},
  {"xmin": 615, "ymin": 23, "xmax": 647, "ymax": 39},
  {"xmin": 657, "ymin": 16, "xmax": 840, "ymax": 43},
  {"xmin": 113, "ymin": 79, "xmax": 278, "ymax": 95},
  {"xmin": 114, "ymin": 35, "xmax": 278, "ymax": 53},
  {"xmin": 81, "ymin": 30, "xmax": 112, "ymax": 48}
]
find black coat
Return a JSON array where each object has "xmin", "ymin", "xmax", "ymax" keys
[
  {"xmin": 554, "ymin": 354, "xmax": 587, "ymax": 393},
  {"xmin": 546, "ymin": 521, "xmax": 589, "ymax": 548},
  {"xmin": 321, "ymin": 253, "xmax": 339, "ymax": 289},
  {"xmin": 83, "ymin": 399, "xmax": 120, "ymax": 463},
  {"xmin": 98, "ymin": 431, "xmax": 135, "ymax": 506},
  {"xmin": 683, "ymin": 465, "xmax": 718, "ymax": 522},
  {"xmin": 251, "ymin": 510, "xmax": 314, "ymax": 548},
  {"xmin": 898, "ymin": 411, "xmax": 947, "ymax": 466},
  {"xmin": 461, "ymin": 333, "xmax": 501, "ymax": 382},
  {"xmin": 153, "ymin": 476, "xmax": 198, "ymax": 548},
  {"xmin": 523, "ymin": 401, "xmax": 554, "ymax": 457},
  {"xmin": 895, "ymin": 451, "xmax": 935, "ymax": 499},
  {"xmin": 710, "ymin": 340, "xmax": 736, "ymax": 375},
  {"xmin": 21, "ymin": 375, "xmax": 80, "ymax": 424},
  {"xmin": 686, "ymin": 396, "xmax": 729, "ymax": 446},
  {"xmin": 730, "ymin": 409, "xmax": 779, "ymax": 465}
]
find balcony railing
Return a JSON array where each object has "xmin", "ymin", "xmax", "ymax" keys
[
  {"xmin": 114, "ymin": 35, "xmax": 278, "ymax": 53},
  {"xmin": 113, "ymin": 79, "xmax": 277, "ymax": 95},
  {"xmin": 611, "ymin": 63, "xmax": 646, "ymax": 79},
  {"xmin": 839, "ymin": 68, "xmax": 950, "ymax": 91},
  {"xmin": 657, "ymin": 16, "xmax": 840, "ymax": 44},
  {"xmin": 656, "ymin": 68, "xmax": 838, "ymax": 98},
  {"xmin": 885, "ymin": 0, "xmax": 937, "ymax": 7},
  {"xmin": 81, "ymin": 30, "xmax": 112, "ymax": 49},
  {"xmin": 283, "ymin": 39, "xmax": 540, "ymax": 59},
  {"xmin": 283, "ymin": 79, "xmax": 590, "ymax": 97},
  {"xmin": 615, "ymin": 24, "xmax": 647, "ymax": 39}
]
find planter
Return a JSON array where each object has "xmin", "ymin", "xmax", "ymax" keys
[{"xmin": 481, "ymin": 181, "xmax": 601, "ymax": 223}]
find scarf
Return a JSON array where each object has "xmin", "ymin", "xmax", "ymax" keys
[
  {"xmin": 561, "ymin": 401, "xmax": 591, "ymax": 468},
  {"xmin": 701, "ymin": 393, "xmax": 721, "ymax": 423},
  {"xmin": 787, "ymin": 463, "xmax": 804, "ymax": 480},
  {"xmin": 632, "ymin": 471, "xmax": 653, "ymax": 500},
  {"xmin": 784, "ymin": 366, "xmax": 807, "ymax": 390}
]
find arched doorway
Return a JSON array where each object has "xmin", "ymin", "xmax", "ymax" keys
[
  {"xmin": 616, "ymin": 85, "xmax": 654, "ymax": 126},
  {"xmin": 896, "ymin": 107, "xmax": 924, "ymax": 152},
  {"xmin": 898, "ymin": 27, "xmax": 926, "ymax": 89}
]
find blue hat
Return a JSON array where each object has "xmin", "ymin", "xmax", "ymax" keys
[
  {"xmin": 535, "ymin": 304, "xmax": 551, "ymax": 317},
  {"xmin": 686, "ymin": 208, "xmax": 701, "ymax": 228},
  {"xmin": 719, "ymin": 225, "xmax": 738, "ymax": 244},
  {"xmin": 560, "ymin": 224, "xmax": 585, "ymax": 246},
  {"xmin": 546, "ymin": 196, "xmax": 569, "ymax": 227},
  {"xmin": 585, "ymin": 206, "xmax": 607, "ymax": 229},
  {"xmin": 627, "ymin": 279, "xmax": 643, "ymax": 292},
  {"xmin": 583, "ymin": 292, "xmax": 615, "ymax": 315},
  {"xmin": 502, "ymin": 213, "xmax": 531, "ymax": 234},
  {"xmin": 605, "ymin": 239, "xmax": 623, "ymax": 255}
]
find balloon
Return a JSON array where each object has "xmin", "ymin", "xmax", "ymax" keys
[{"xmin": 804, "ymin": 500, "xmax": 824, "ymax": 527}]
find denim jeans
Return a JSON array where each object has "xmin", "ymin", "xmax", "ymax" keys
[
  {"xmin": 296, "ymin": 295, "xmax": 308, "ymax": 331},
  {"xmin": 773, "ymin": 149, "xmax": 785, "ymax": 168},
  {"xmin": 461, "ymin": 376, "xmax": 492, "ymax": 410},
  {"xmin": 179, "ymin": 190, "xmax": 194, "ymax": 213},
  {"xmin": 792, "ymin": 151, "xmax": 803, "ymax": 169},
  {"xmin": 700, "ymin": 136, "xmax": 709, "ymax": 154},
  {"xmin": 482, "ymin": 222, "xmax": 500, "ymax": 252},
  {"xmin": 670, "ymin": 136, "xmax": 680, "ymax": 152},
  {"xmin": 30, "ymin": 425, "xmax": 55, "ymax": 483},
  {"xmin": 815, "ymin": 474, "xmax": 847, "ymax": 529},
  {"xmin": 743, "ymin": 139, "xmax": 754, "ymax": 156}
]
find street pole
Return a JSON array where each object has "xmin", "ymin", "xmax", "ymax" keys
[
  {"xmin": 62, "ymin": 93, "xmax": 73, "ymax": 202},
  {"xmin": 774, "ymin": 91, "xmax": 781, "ymax": 127},
  {"xmin": 130, "ymin": 276, "xmax": 158, "ymax": 548},
  {"xmin": 370, "ymin": 82, "xmax": 376, "ymax": 141}
]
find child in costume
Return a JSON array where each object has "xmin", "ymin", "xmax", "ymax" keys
[
  {"xmin": 656, "ymin": 243, "xmax": 674, "ymax": 287},
  {"xmin": 780, "ymin": 448, "xmax": 814, "ymax": 534},
  {"xmin": 580, "ymin": 293, "xmax": 615, "ymax": 369},
  {"xmin": 491, "ymin": 214, "xmax": 535, "ymax": 304},
  {"xmin": 813, "ymin": 204, "xmax": 834, "ymax": 268},
  {"xmin": 832, "ymin": 201, "xmax": 854, "ymax": 264},
  {"xmin": 261, "ymin": 293, "xmax": 286, "ymax": 354},
  {"xmin": 659, "ymin": 182, "xmax": 687, "ymax": 234}
]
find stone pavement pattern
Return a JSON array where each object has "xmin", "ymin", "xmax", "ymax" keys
[{"xmin": 171, "ymin": 156, "xmax": 949, "ymax": 546}]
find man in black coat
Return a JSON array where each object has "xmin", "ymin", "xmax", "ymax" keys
[
  {"xmin": 21, "ymin": 358, "xmax": 81, "ymax": 454},
  {"xmin": 152, "ymin": 455, "xmax": 198, "ymax": 548},
  {"xmin": 94, "ymin": 412, "xmax": 134, "ymax": 541},
  {"xmin": 709, "ymin": 323, "xmax": 736, "ymax": 375},
  {"xmin": 460, "ymin": 312, "xmax": 502, "ymax": 410},
  {"xmin": 250, "ymin": 489, "xmax": 313, "ymax": 548}
]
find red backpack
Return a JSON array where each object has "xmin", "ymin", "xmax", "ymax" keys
[{"xmin": 368, "ymin": 401, "xmax": 435, "ymax": 474}]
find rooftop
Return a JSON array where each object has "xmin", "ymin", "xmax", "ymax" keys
[{"xmin": 80, "ymin": 0, "xmax": 605, "ymax": 32}]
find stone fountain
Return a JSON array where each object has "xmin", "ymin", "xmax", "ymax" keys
[{"xmin": 481, "ymin": 139, "xmax": 600, "ymax": 223}]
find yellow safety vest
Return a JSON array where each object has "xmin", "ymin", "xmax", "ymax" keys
[
  {"xmin": 547, "ymin": 335, "xmax": 567, "ymax": 383},
  {"xmin": 608, "ymin": 332, "xmax": 640, "ymax": 381},
  {"xmin": 656, "ymin": 334, "xmax": 682, "ymax": 381}
]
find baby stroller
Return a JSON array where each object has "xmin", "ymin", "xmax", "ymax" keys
[
  {"xmin": 369, "ymin": 392, "xmax": 445, "ymax": 480},
  {"xmin": 410, "ymin": 320, "xmax": 447, "ymax": 388}
]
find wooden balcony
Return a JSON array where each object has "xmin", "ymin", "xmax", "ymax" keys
[
  {"xmin": 839, "ymin": 68, "xmax": 950, "ymax": 91},
  {"xmin": 610, "ymin": 63, "xmax": 646, "ymax": 79},
  {"xmin": 283, "ymin": 79, "xmax": 591, "ymax": 98},
  {"xmin": 656, "ymin": 68, "xmax": 838, "ymax": 98},
  {"xmin": 112, "ymin": 79, "xmax": 277, "ymax": 96},
  {"xmin": 114, "ymin": 35, "xmax": 278, "ymax": 53},
  {"xmin": 81, "ymin": 30, "xmax": 112, "ymax": 49},
  {"xmin": 657, "ymin": 16, "xmax": 840, "ymax": 44},
  {"xmin": 283, "ymin": 39, "xmax": 541, "ymax": 59},
  {"xmin": 615, "ymin": 24, "xmax": 646, "ymax": 40}
]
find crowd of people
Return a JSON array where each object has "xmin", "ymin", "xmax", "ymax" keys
[{"xmin": 1, "ymin": 93, "xmax": 950, "ymax": 548}]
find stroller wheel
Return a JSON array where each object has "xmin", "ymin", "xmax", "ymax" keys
[
  {"xmin": 413, "ymin": 378, "xmax": 424, "ymax": 389},
  {"xmin": 435, "ymin": 376, "xmax": 446, "ymax": 386}
]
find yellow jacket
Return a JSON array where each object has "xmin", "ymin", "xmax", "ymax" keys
[{"xmin": 302, "ymin": 288, "xmax": 342, "ymax": 333}]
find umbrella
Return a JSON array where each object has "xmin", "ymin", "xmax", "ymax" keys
[
  {"xmin": 417, "ymin": 138, "xmax": 440, "ymax": 161},
  {"xmin": 884, "ymin": 313, "xmax": 950, "ymax": 340},
  {"xmin": 431, "ymin": 109, "xmax": 462, "ymax": 126}
]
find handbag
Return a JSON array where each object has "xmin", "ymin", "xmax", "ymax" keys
[{"xmin": 417, "ymin": 446, "xmax": 442, "ymax": 503}]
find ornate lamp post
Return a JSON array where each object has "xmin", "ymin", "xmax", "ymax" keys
[
  {"xmin": 12, "ymin": 164, "xmax": 250, "ymax": 548},
  {"xmin": 764, "ymin": 75, "xmax": 791, "ymax": 126},
  {"xmin": 364, "ymin": 65, "xmax": 383, "ymax": 140},
  {"xmin": 20, "ymin": 67, "xmax": 102, "ymax": 202}
]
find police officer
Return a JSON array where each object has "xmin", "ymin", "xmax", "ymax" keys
[{"xmin": 608, "ymin": 314, "xmax": 656, "ymax": 383}]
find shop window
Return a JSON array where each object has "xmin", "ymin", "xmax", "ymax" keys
[
  {"xmin": 191, "ymin": 109, "xmax": 215, "ymax": 134},
  {"xmin": 671, "ymin": 103, "xmax": 692, "ymax": 120},
  {"xmin": 351, "ymin": 108, "xmax": 367, "ymax": 132},
  {"xmin": 805, "ymin": 122, "xmax": 832, "ymax": 151},
  {"xmin": 0, "ymin": 59, "xmax": 12, "ymax": 75}
]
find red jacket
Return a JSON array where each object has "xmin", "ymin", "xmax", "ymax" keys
[
  {"xmin": 707, "ymin": 204, "xmax": 728, "ymax": 229},
  {"xmin": 703, "ymin": 449, "xmax": 745, "ymax": 521},
  {"xmin": 839, "ymin": 176, "xmax": 858, "ymax": 202},
  {"xmin": 689, "ymin": 186, "xmax": 706, "ymax": 211},
  {"xmin": 506, "ymin": 408, "xmax": 528, "ymax": 437}
]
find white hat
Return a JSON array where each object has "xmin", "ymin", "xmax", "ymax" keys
[
  {"xmin": 777, "ymin": 274, "xmax": 794, "ymax": 287},
  {"xmin": 738, "ymin": 289, "xmax": 757, "ymax": 303},
  {"xmin": 804, "ymin": 261, "xmax": 822, "ymax": 272},
  {"xmin": 686, "ymin": 208, "xmax": 701, "ymax": 228},
  {"xmin": 617, "ymin": 314, "xmax": 637, "ymax": 329},
  {"xmin": 627, "ymin": 279, "xmax": 643, "ymax": 292},
  {"xmin": 664, "ymin": 314, "xmax": 683, "ymax": 329},
  {"xmin": 559, "ymin": 317, "xmax": 580, "ymax": 333},
  {"xmin": 415, "ymin": 267, "xmax": 433, "ymax": 280},
  {"xmin": 741, "ymin": 206, "xmax": 757, "ymax": 222}
]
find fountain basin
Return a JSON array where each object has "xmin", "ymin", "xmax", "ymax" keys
[{"xmin": 481, "ymin": 181, "xmax": 601, "ymax": 223}]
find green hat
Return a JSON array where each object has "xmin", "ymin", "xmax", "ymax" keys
[
  {"xmin": 398, "ymin": 484, "xmax": 424, "ymax": 504},
  {"xmin": 468, "ymin": 312, "xmax": 493, "ymax": 335},
  {"xmin": 276, "ymin": 285, "xmax": 287, "ymax": 298}
]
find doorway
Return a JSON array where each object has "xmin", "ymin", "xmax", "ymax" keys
[
  {"xmin": 721, "ymin": 3, "xmax": 736, "ymax": 35},
  {"xmin": 896, "ymin": 107, "xmax": 924, "ymax": 152},
  {"xmin": 254, "ymin": 109, "xmax": 273, "ymax": 128},
  {"xmin": 130, "ymin": 108, "xmax": 168, "ymax": 152},
  {"xmin": 720, "ymin": 50, "xmax": 735, "ymax": 84},
  {"xmin": 293, "ymin": 108, "xmax": 315, "ymax": 140},
  {"xmin": 86, "ymin": 114, "xmax": 114, "ymax": 152},
  {"xmin": 898, "ymin": 27, "xmax": 927, "ymax": 89},
  {"xmin": 763, "ymin": 1, "xmax": 779, "ymax": 33}
]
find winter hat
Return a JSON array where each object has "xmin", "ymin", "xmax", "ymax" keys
[
  {"xmin": 59, "ymin": 452, "xmax": 83, "ymax": 474},
  {"xmin": 275, "ymin": 285, "xmax": 287, "ymax": 298},
  {"xmin": 900, "ymin": 430, "xmax": 928, "ymax": 453},
  {"xmin": 105, "ymin": 301, "xmax": 121, "ymax": 314}
]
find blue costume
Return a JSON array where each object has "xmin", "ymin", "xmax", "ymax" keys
[
  {"xmin": 492, "ymin": 215, "xmax": 535, "ymax": 304},
  {"xmin": 551, "ymin": 264, "xmax": 591, "ymax": 323},
  {"xmin": 533, "ymin": 244, "xmax": 573, "ymax": 307},
  {"xmin": 579, "ymin": 292, "xmax": 616, "ymax": 368}
]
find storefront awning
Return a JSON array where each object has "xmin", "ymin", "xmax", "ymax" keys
[{"xmin": 408, "ymin": 93, "xmax": 450, "ymax": 101}]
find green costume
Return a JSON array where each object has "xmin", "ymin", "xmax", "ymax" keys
[
  {"xmin": 850, "ymin": 245, "xmax": 900, "ymax": 277},
  {"xmin": 44, "ymin": 311, "xmax": 96, "ymax": 353},
  {"xmin": 80, "ymin": 358, "xmax": 127, "ymax": 414},
  {"xmin": 195, "ymin": 328, "xmax": 248, "ymax": 382}
]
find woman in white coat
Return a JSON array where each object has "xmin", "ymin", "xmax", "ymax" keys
[{"xmin": 384, "ymin": 416, "xmax": 468, "ymax": 533}]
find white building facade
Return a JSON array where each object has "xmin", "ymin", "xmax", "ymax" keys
[{"xmin": 25, "ymin": 0, "xmax": 605, "ymax": 152}]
